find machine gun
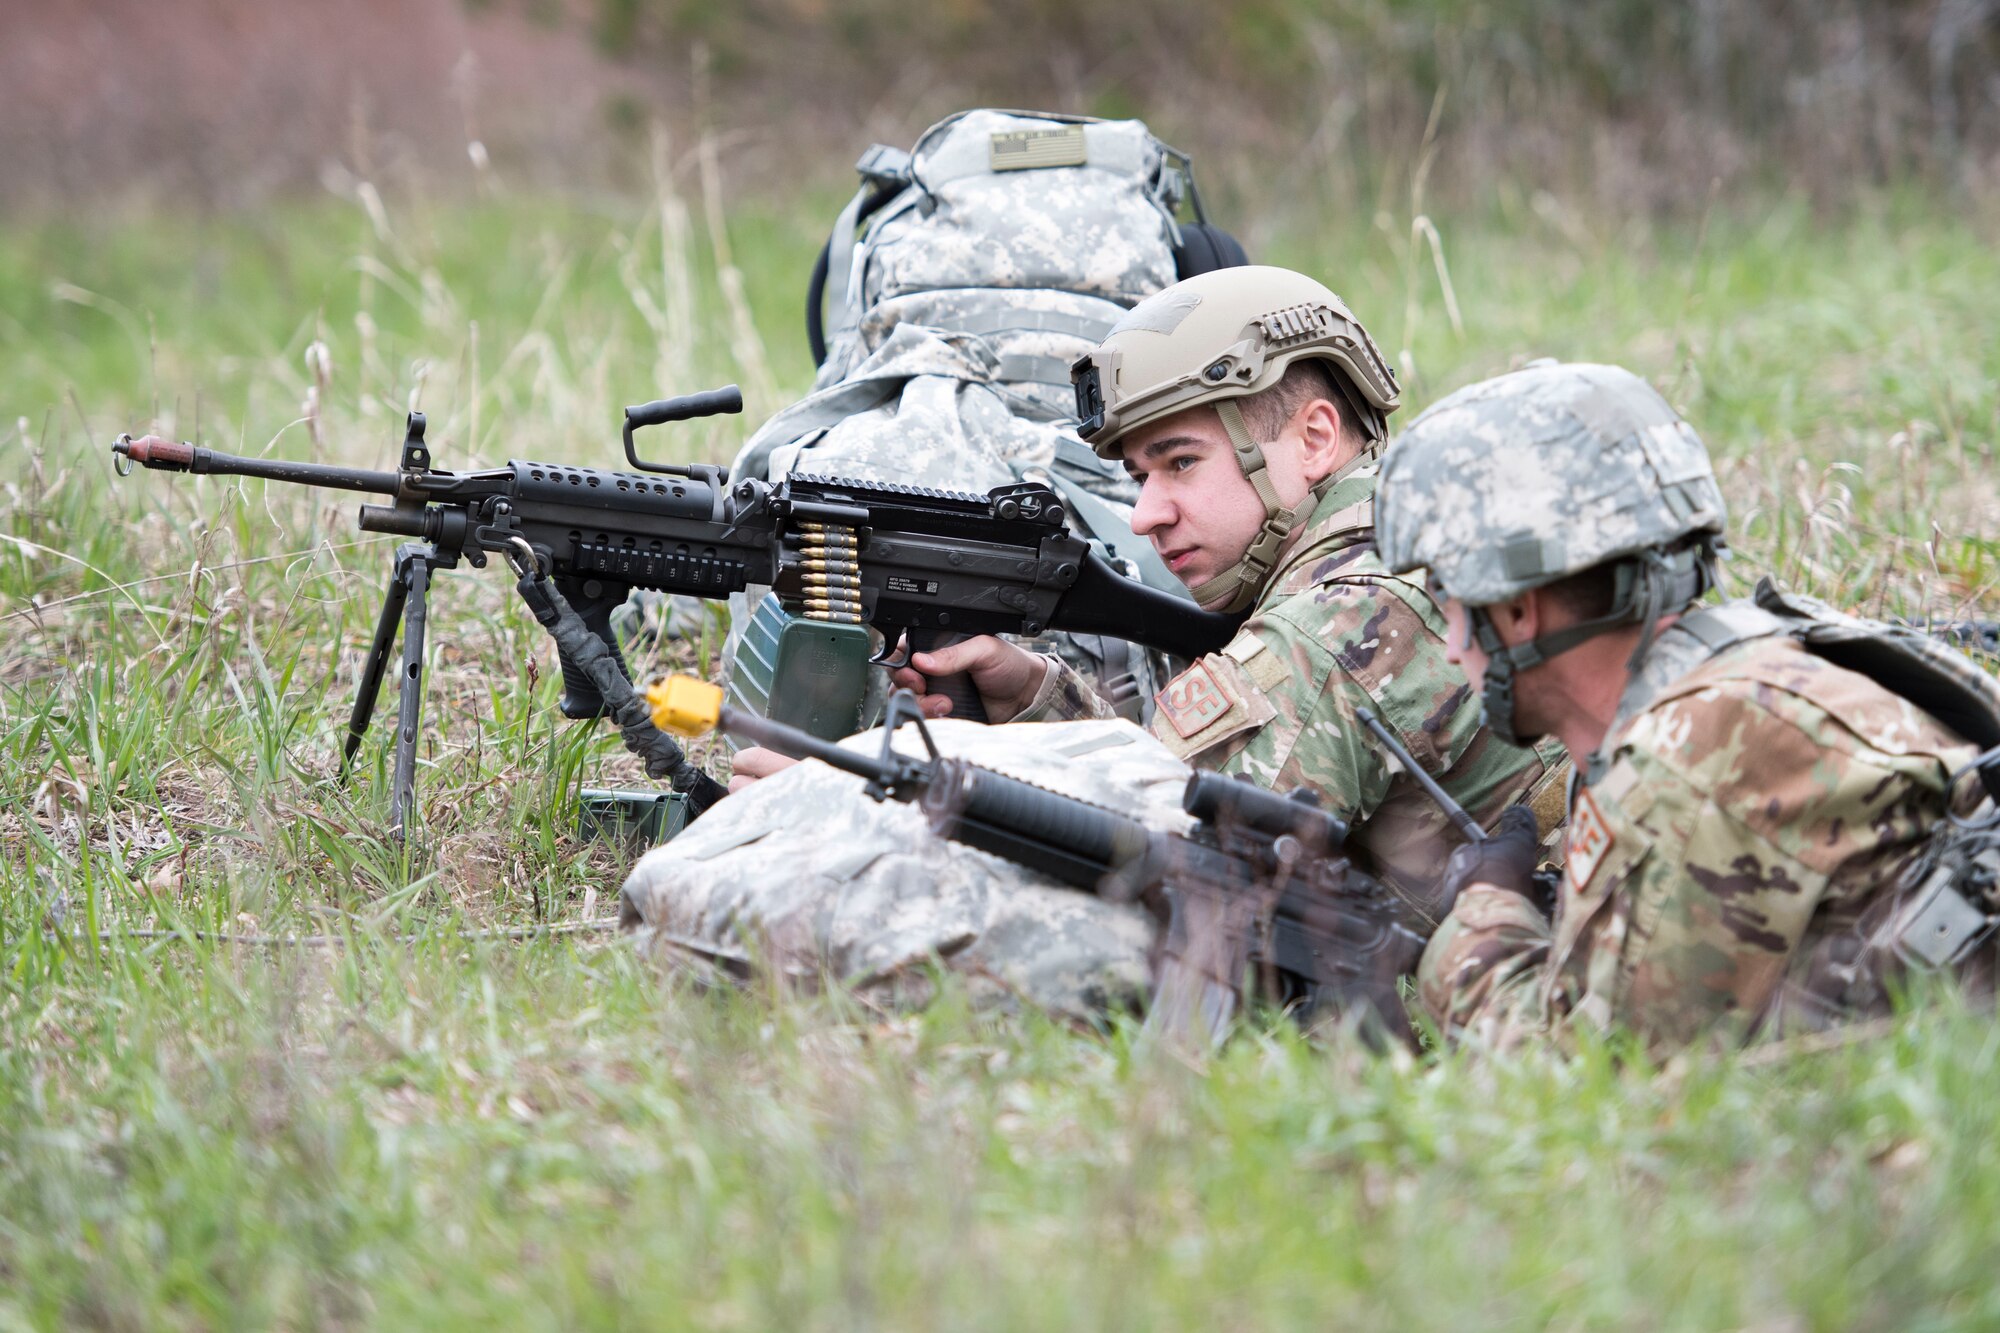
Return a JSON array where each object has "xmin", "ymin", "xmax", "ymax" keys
[
  {"xmin": 112, "ymin": 387, "xmax": 1241, "ymax": 829},
  {"xmin": 645, "ymin": 674, "xmax": 1427, "ymax": 1048}
]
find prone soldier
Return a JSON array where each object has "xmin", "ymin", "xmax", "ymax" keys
[
  {"xmin": 1374, "ymin": 361, "xmax": 2000, "ymax": 1051},
  {"xmin": 645, "ymin": 266, "xmax": 1567, "ymax": 1019},
  {"xmin": 833, "ymin": 264, "xmax": 1570, "ymax": 907}
]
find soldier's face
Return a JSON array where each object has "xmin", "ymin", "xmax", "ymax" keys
[{"xmin": 1119, "ymin": 405, "xmax": 1314, "ymax": 591}]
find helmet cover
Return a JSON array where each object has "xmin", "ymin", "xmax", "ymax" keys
[{"xmin": 1376, "ymin": 361, "xmax": 1726, "ymax": 607}]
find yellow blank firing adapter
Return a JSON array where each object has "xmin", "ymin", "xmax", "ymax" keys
[{"xmin": 646, "ymin": 675, "xmax": 724, "ymax": 738}]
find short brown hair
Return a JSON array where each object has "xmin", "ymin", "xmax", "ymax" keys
[
  {"xmin": 1236, "ymin": 359, "xmax": 1360, "ymax": 442},
  {"xmin": 1540, "ymin": 563, "xmax": 1620, "ymax": 622}
]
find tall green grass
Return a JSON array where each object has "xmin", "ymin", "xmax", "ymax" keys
[{"xmin": 1, "ymin": 180, "xmax": 1996, "ymax": 1326}]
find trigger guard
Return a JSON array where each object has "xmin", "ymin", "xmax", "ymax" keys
[{"xmin": 870, "ymin": 633, "xmax": 911, "ymax": 670}]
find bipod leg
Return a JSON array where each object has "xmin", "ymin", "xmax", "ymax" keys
[
  {"xmin": 342, "ymin": 555, "xmax": 413, "ymax": 778},
  {"xmin": 389, "ymin": 545, "xmax": 437, "ymax": 838}
]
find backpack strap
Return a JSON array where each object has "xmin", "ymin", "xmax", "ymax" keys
[
  {"xmin": 809, "ymin": 145, "xmax": 914, "ymax": 367},
  {"xmin": 831, "ymin": 149, "xmax": 913, "ymax": 311},
  {"xmin": 1664, "ymin": 599, "xmax": 1786, "ymax": 653},
  {"xmin": 1741, "ymin": 579, "xmax": 2000, "ymax": 802}
]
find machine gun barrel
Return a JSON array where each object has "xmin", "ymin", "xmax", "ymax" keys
[
  {"xmin": 109, "ymin": 391, "xmax": 1247, "ymax": 830},
  {"xmin": 114, "ymin": 434, "xmax": 402, "ymax": 495}
]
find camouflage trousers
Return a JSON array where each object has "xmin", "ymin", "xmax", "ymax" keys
[{"xmin": 618, "ymin": 717, "xmax": 1197, "ymax": 1018}]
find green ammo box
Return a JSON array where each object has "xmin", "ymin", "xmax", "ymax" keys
[
  {"xmin": 725, "ymin": 595, "xmax": 874, "ymax": 743},
  {"xmin": 577, "ymin": 789, "xmax": 692, "ymax": 847}
]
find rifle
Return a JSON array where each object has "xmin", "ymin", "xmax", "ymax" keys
[
  {"xmin": 1917, "ymin": 621, "xmax": 2000, "ymax": 661},
  {"xmin": 646, "ymin": 674, "xmax": 1428, "ymax": 1048},
  {"xmin": 111, "ymin": 388, "xmax": 1241, "ymax": 830}
]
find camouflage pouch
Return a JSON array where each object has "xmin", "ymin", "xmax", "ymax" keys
[
  {"xmin": 1751, "ymin": 578, "xmax": 2000, "ymax": 802},
  {"xmin": 1741, "ymin": 578, "xmax": 2000, "ymax": 1016},
  {"xmin": 1784, "ymin": 796, "xmax": 2000, "ymax": 1028}
]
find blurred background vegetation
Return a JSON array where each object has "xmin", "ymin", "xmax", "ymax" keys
[
  {"xmin": 8, "ymin": 0, "xmax": 1999, "ymax": 218},
  {"xmin": 4, "ymin": 7, "xmax": 2000, "ymax": 1324}
]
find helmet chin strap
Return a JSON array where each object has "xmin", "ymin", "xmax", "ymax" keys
[
  {"xmin": 1191, "ymin": 399, "xmax": 1364, "ymax": 615},
  {"xmin": 1469, "ymin": 546, "xmax": 1718, "ymax": 745}
]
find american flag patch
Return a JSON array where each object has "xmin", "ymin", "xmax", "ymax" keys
[{"xmin": 989, "ymin": 127, "xmax": 1088, "ymax": 171}]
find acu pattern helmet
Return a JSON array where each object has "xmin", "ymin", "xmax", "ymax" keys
[
  {"xmin": 1070, "ymin": 266, "xmax": 1400, "ymax": 614},
  {"xmin": 1374, "ymin": 361, "xmax": 1728, "ymax": 743}
]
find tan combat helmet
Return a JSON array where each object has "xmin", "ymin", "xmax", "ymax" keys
[{"xmin": 1070, "ymin": 266, "xmax": 1400, "ymax": 613}]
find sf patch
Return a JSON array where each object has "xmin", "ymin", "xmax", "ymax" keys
[
  {"xmin": 1156, "ymin": 661, "xmax": 1234, "ymax": 738},
  {"xmin": 1149, "ymin": 654, "xmax": 1276, "ymax": 761},
  {"xmin": 1568, "ymin": 784, "xmax": 1615, "ymax": 890}
]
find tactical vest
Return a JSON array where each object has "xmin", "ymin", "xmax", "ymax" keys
[{"xmin": 1611, "ymin": 578, "xmax": 2000, "ymax": 1001}]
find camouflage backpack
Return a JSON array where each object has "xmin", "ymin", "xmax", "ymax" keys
[
  {"xmin": 803, "ymin": 109, "xmax": 1245, "ymax": 399},
  {"xmin": 721, "ymin": 109, "xmax": 1248, "ymax": 738}
]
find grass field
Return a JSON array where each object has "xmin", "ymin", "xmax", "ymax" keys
[{"xmin": 3, "ymin": 179, "xmax": 1999, "ymax": 1328}]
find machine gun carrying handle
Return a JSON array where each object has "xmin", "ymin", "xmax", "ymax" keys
[
  {"xmin": 622, "ymin": 385, "xmax": 745, "ymax": 473},
  {"xmin": 624, "ymin": 385, "xmax": 744, "ymax": 428}
]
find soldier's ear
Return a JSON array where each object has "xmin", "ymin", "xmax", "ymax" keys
[
  {"xmin": 1507, "ymin": 588, "xmax": 1544, "ymax": 644},
  {"xmin": 1486, "ymin": 589, "xmax": 1541, "ymax": 647},
  {"xmin": 1295, "ymin": 397, "xmax": 1347, "ymax": 483}
]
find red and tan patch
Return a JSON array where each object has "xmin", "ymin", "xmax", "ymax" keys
[
  {"xmin": 1156, "ymin": 661, "xmax": 1235, "ymax": 739},
  {"xmin": 1568, "ymin": 784, "xmax": 1615, "ymax": 890}
]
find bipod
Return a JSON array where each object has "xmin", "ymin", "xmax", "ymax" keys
[{"xmin": 341, "ymin": 539, "xmax": 461, "ymax": 837}]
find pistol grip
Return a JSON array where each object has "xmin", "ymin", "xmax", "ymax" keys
[
  {"xmin": 554, "ymin": 576, "xmax": 634, "ymax": 720},
  {"xmin": 906, "ymin": 627, "xmax": 989, "ymax": 724}
]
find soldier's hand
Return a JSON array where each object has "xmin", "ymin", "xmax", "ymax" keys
[
  {"xmin": 888, "ymin": 635, "xmax": 1048, "ymax": 722},
  {"xmin": 1435, "ymin": 805, "xmax": 1541, "ymax": 918},
  {"xmin": 728, "ymin": 745, "xmax": 798, "ymax": 793}
]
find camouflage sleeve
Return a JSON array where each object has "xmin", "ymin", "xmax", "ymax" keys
[
  {"xmin": 1196, "ymin": 580, "xmax": 1474, "ymax": 816},
  {"xmin": 1417, "ymin": 886, "xmax": 1553, "ymax": 1046},
  {"xmin": 1214, "ymin": 654, "xmax": 1395, "ymax": 813},
  {"xmin": 1545, "ymin": 752, "xmax": 1825, "ymax": 1047},
  {"xmin": 1168, "ymin": 580, "xmax": 1448, "ymax": 808},
  {"xmin": 1534, "ymin": 677, "xmax": 1936, "ymax": 1050},
  {"xmin": 1012, "ymin": 655, "xmax": 1118, "ymax": 724},
  {"xmin": 1142, "ymin": 616, "xmax": 1396, "ymax": 823}
]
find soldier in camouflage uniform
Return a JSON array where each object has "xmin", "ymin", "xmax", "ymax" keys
[
  {"xmin": 870, "ymin": 267, "xmax": 1569, "ymax": 907},
  {"xmin": 629, "ymin": 110, "xmax": 1206, "ymax": 720},
  {"xmin": 1374, "ymin": 361, "xmax": 1996, "ymax": 1052}
]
